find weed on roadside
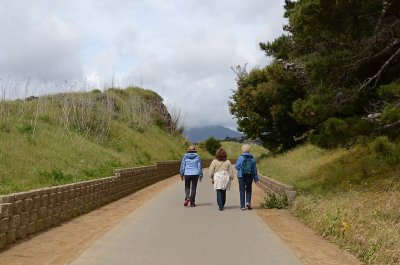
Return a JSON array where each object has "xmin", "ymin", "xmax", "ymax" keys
[
  {"xmin": 39, "ymin": 168, "xmax": 73, "ymax": 185},
  {"xmin": 262, "ymin": 191, "xmax": 289, "ymax": 209}
]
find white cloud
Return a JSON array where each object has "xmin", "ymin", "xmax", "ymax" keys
[
  {"xmin": 0, "ymin": 0, "xmax": 286, "ymax": 129},
  {"xmin": 0, "ymin": 1, "xmax": 83, "ymax": 81}
]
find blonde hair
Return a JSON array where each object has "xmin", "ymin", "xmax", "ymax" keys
[
  {"xmin": 188, "ymin": 145, "xmax": 196, "ymax": 151},
  {"xmin": 242, "ymin": 144, "xmax": 250, "ymax": 153}
]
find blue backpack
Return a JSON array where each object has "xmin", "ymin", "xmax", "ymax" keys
[{"xmin": 241, "ymin": 155, "xmax": 254, "ymax": 176}]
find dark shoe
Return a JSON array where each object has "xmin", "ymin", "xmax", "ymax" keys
[
  {"xmin": 190, "ymin": 202, "xmax": 196, "ymax": 207},
  {"xmin": 184, "ymin": 198, "xmax": 190, "ymax": 207},
  {"xmin": 246, "ymin": 203, "xmax": 252, "ymax": 210}
]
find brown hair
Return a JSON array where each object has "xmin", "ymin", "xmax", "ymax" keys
[{"xmin": 215, "ymin": 148, "xmax": 227, "ymax": 161}]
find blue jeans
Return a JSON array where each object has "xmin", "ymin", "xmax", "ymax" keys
[
  {"xmin": 238, "ymin": 175, "xmax": 253, "ymax": 208},
  {"xmin": 216, "ymin": 189, "xmax": 226, "ymax": 210},
  {"xmin": 184, "ymin": 175, "xmax": 199, "ymax": 203}
]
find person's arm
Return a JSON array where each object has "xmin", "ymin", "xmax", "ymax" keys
[
  {"xmin": 179, "ymin": 156, "xmax": 186, "ymax": 179},
  {"xmin": 235, "ymin": 156, "xmax": 242, "ymax": 171},
  {"xmin": 253, "ymin": 159, "xmax": 259, "ymax": 182},
  {"xmin": 227, "ymin": 161, "xmax": 234, "ymax": 180},
  {"xmin": 198, "ymin": 157, "xmax": 203, "ymax": 178},
  {"xmin": 209, "ymin": 160, "xmax": 215, "ymax": 181}
]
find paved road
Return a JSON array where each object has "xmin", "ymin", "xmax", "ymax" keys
[{"xmin": 71, "ymin": 172, "xmax": 302, "ymax": 265}]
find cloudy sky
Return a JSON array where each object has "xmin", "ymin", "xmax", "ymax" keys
[{"xmin": 0, "ymin": 0, "xmax": 286, "ymax": 129}]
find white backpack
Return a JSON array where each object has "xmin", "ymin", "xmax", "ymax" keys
[{"xmin": 213, "ymin": 164, "xmax": 231, "ymax": 190}]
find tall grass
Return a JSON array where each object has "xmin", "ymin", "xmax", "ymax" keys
[
  {"xmin": 258, "ymin": 144, "xmax": 400, "ymax": 264},
  {"xmin": 0, "ymin": 82, "xmax": 200, "ymax": 195},
  {"xmin": 221, "ymin": 141, "xmax": 269, "ymax": 160}
]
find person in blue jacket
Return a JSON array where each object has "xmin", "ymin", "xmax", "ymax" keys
[
  {"xmin": 235, "ymin": 144, "xmax": 259, "ymax": 210},
  {"xmin": 180, "ymin": 146, "xmax": 203, "ymax": 207}
]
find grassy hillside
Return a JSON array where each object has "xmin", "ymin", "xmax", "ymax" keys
[
  {"xmin": 258, "ymin": 144, "xmax": 400, "ymax": 264},
  {"xmin": 0, "ymin": 87, "xmax": 208, "ymax": 195},
  {"xmin": 221, "ymin": 141, "xmax": 268, "ymax": 160}
]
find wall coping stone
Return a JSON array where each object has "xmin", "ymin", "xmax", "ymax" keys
[{"xmin": 259, "ymin": 175, "xmax": 297, "ymax": 202}]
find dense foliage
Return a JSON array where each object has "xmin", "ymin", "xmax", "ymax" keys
[
  {"xmin": 230, "ymin": 63, "xmax": 307, "ymax": 152},
  {"xmin": 230, "ymin": 0, "xmax": 400, "ymax": 151},
  {"xmin": 202, "ymin": 137, "xmax": 222, "ymax": 156}
]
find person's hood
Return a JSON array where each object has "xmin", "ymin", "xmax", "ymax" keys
[
  {"xmin": 185, "ymin": 153, "xmax": 199, "ymax": 159},
  {"xmin": 242, "ymin": 152, "xmax": 253, "ymax": 158}
]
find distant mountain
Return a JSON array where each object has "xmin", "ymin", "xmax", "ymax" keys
[{"xmin": 184, "ymin": 126, "xmax": 243, "ymax": 143}]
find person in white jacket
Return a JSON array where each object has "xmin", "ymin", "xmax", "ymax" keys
[{"xmin": 208, "ymin": 148, "xmax": 235, "ymax": 211}]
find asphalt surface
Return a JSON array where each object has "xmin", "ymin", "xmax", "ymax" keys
[{"xmin": 70, "ymin": 172, "xmax": 302, "ymax": 265}]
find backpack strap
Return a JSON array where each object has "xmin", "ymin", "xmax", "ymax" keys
[{"xmin": 216, "ymin": 160, "xmax": 227, "ymax": 172}]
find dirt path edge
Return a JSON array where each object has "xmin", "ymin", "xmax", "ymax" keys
[{"xmin": 252, "ymin": 186, "xmax": 363, "ymax": 265}]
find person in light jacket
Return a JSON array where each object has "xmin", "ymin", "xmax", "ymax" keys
[
  {"xmin": 235, "ymin": 144, "xmax": 259, "ymax": 210},
  {"xmin": 208, "ymin": 148, "xmax": 235, "ymax": 211},
  {"xmin": 180, "ymin": 146, "xmax": 203, "ymax": 207}
]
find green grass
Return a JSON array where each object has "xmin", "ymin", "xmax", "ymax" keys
[
  {"xmin": 221, "ymin": 141, "xmax": 268, "ymax": 160},
  {"xmin": 0, "ymin": 87, "xmax": 208, "ymax": 195},
  {"xmin": 257, "ymin": 144, "xmax": 400, "ymax": 264}
]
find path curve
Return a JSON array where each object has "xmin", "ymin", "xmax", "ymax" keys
[{"xmin": 70, "ymin": 172, "xmax": 302, "ymax": 265}]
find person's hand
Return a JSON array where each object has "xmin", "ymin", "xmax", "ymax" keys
[
  {"xmin": 181, "ymin": 176, "xmax": 183, "ymax": 181},
  {"xmin": 199, "ymin": 177, "xmax": 203, "ymax": 182},
  {"xmin": 212, "ymin": 180, "xmax": 214, "ymax": 184}
]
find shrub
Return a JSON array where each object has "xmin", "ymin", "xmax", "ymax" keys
[
  {"xmin": 203, "ymin": 137, "xmax": 222, "ymax": 155},
  {"xmin": 380, "ymin": 104, "xmax": 400, "ymax": 124},
  {"xmin": 39, "ymin": 115, "xmax": 52, "ymax": 124},
  {"xmin": 309, "ymin": 118, "xmax": 349, "ymax": 148},
  {"xmin": 91, "ymin": 89, "xmax": 102, "ymax": 94},
  {"xmin": 155, "ymin": 117, "xmax": 167, "ymax": 130},
  {"xmin": 18, "ymin": 124, "xmax": 34, "ymax": 134},
  {"xmin": 262, "ymin": 191, "xmax": 289, "ymax": 209},
  {"xmin": 372, "ymin": 136, "xmax": 400, "ymax": 165},
  {"xmin": 40, "ymin": 169, "xmax": 73, "ymax": 185}
]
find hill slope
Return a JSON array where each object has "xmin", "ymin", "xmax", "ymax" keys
[
  {"xmin": 184, "ymin": 125, "xmax": 242, "ymax": 143},
  {"xmin": 221, "ymin": 141, "xmax": 268, "ymax": 160},
  {"xmin": 0, "ymin": 87, "xmax": 208, "ymax": 195},
  {"xmin": 258, "ymin": 144, "xmax": 400, "ymax": 264}
]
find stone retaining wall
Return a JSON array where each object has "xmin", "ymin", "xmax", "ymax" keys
[
  {"xmin": 0, "ymin": 159, "xmax": 213, "ymax": 250},
  {"xmin": 258, "ymin": 175, "xmax": 297, "ymax": 202}
]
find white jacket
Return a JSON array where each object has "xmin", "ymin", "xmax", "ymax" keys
[
  {"xmin": 213, "ymin": 171, "xmax": 231, "ymax": 190},
  {"xmin": 209, "ymin": 160, "xmax": 235, "ymax": 190}
]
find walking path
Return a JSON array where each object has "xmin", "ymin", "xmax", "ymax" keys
[{"xmin": 70, "ymin": 173, "xmax": 302, "ymax": 265}]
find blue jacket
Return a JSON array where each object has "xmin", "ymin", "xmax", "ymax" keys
[
  {"xmin": 235, "ymin": 152, "xmax": 259, "ymax": 181},
  {"xmin": 180, "ymin": 152, "xmax": 203, "ymax": 177}
]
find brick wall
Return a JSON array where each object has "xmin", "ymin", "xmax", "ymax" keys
[{"xmin": 0, "ymin": 159, "xmax": 213, "ymax": 250}]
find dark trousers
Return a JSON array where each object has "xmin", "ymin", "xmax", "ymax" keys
[
  {"xmin": 216, "ymin": 189, "xmax": 226, "ymax": 210},
  {"xmin": 184, "ymin": 175, "xmax": 199, "ymax": 203},
  {"xmin": 238, "ymin": 175, "xmax": 253, "ymax": 208}
]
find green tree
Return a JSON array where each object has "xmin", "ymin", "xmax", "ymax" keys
[
  {"xmin": 203, "ymin": 137, "xmax": 222, "ymax": 155},
  {"xmin": 252, "ymin": 0, "xmax": 400, "ymax": 148},
  {"xmin": 230, "ymin": 63, "xmax": 308, "ymax": 152}
]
